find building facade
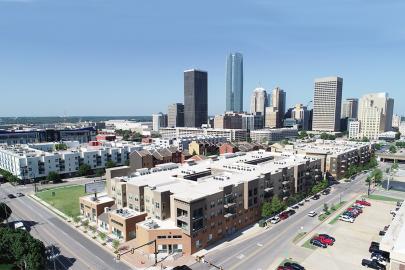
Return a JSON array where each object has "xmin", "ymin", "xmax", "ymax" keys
[
  {"xmin": 312, "ymin": 76, "xmax": 343, "ymax": 132},
  {"xmin": 341, "ymin": 98, "xmax": 358, "ymax": 119},
  {"xmin": 184, "ymin": 69, "xmax": 208, "ymax": 128},
  {"xmin": 250, "ymin": 87, "xmax": 268, "ymax": 116},
  {"xmin": 167, "ymin": 103, "xmax": 184, "ymax": 128},
  {"xmin": 250, "ymin": 128, "xmax": 298, "ymax": 143},
  {"xmin": 291, "ymin": 104, "xmax": 310, "ymax": 130},
  {"xmin": 226, "ymin": 52, "xmax": 243, "ymax": 112},
  {"xmin": 270, "ymin": 87, "xmax": 286, "ymax": 128}
]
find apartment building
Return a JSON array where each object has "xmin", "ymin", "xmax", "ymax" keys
[
  {"xmin": 80, "ymin": 193, "xmax": 115, "ymax": 222},
  {"xmin": 129, "ymin": 146, "xmax": 182, "ymax": 170},
  {"xmin": 159, "ymin": 127, "xmax": 247, "ymax": 142},
  {"xmin": 250, "ymin": 128, "xmax": 298, "ymax": 143},
  {"xmin": 0, "ymin": 142, "xmax": 139, "ymax": 180},
  {"xmin": 291, "ymin": 139, "xmax": 375, "ymax": 179},
  {"xmin": 106, "ymin": 151, "xmax": 322, "ymax": 255}
]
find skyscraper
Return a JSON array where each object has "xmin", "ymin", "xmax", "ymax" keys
[
  {"xmin": 341, "ymin": 98, "xmax": 358, "ymax": 119},
  {"xmin": 312, "ymin": 76, "xmax": 343, "ymax": 132},
  {"xmin": 152, "ymin": 112, "xmax": 167, "ymax": 132},
  {"xmin": 184, "ymin": 69, "xmax": 208, "ymax": 128},
  {"xmin": 358, "ymin": 92, "xmax": 394, "ymax": 139},
  {"xmin": 250, "ymin": 87, "xmax": 268, "ymax": 115},
  {"xmin": 292, "ymin": 103, "xmax": 310, "ymax": 130},
  {"xmin": 270, "ymin": 87, "xmax": 286, "ymax": 128},
  {"xmin": 226, "ymin": 52, "xmax": 243, "ymax": 112},
  {"xmin": 167, "ymin": 103, "xmax": 184, "ymax": 128}
]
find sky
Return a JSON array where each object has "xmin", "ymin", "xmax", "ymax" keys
[{"xmin": 0, "ymin": 0, "xmax": 404, "ymax": 117}]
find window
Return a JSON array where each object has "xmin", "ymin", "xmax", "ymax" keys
[
  {"xmin": 208, "ymin": 234, "xmax": 212, "ymax": 241},
  {"xmin": 155, "ymin": 202, "xmax": 160, "ymax": 209},
  {"xmin": 196, "ymin": 240, "xmax": 201, "ymax": 248}
]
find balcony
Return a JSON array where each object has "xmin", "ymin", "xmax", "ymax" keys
[
  {"xmin": 264, "ymin": 187, "xmax": 274, "ymax": 192},
  {"xmin": 224, "ymin": 213, "xmax": 235, "ymax": 218},
  {"xmin": 224, "ymin": 202, "xmax": 236, "ymax": 208},
  {"xmin": 282, "ymin": 180, "xmax": 289, "ymax": 185}
]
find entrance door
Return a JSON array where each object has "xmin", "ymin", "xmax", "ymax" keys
[{"xmin": 168, "ymin": 244, "xmax": 173, "ymax": 254}]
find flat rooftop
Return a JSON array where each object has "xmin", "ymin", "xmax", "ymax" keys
[
  {"xmin": 80, "ymin": 193, "xmax": 114, "ymax": 204},
  {"xmin": 116, "ymin": 151, "xmax": 319, "ymax": 203},
  {"xmin": 293, "ymin": 139, "xmax": 372, "ymax": 156}
]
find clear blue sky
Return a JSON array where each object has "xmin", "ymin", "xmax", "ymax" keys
[{"xmin": 0, "ymin": 0, "xmax": 404, "ymax": 117}]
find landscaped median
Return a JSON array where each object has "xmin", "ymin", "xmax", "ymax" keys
[{"xmin": 318, "ymin": 201, "xmax": 346, "ymax": 221}]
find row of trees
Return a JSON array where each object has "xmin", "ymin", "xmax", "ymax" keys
[
  {"xmin": 261, "ymin": 196, "xmax": 287, "ymax": 218},
  {"xmin": 320, "ymin": 133, "xmax": 336, "ymax": 140},
  {"xmin": 115, "ymin": 129, "xmax": 143, "ymax": 142},
  {"xmin": 345, "ymin": 156, "xmax": 378, "ymax": 179},
  {"xmin": 395, "ymin": 141, "xmax": 405, "ymax": 148},
  {"xmin": 0, "ymin": 168, "xmax": 20, "ymax": 184}
]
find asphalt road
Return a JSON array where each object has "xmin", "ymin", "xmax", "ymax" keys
[
  {"xmin": 191, "ymin": 174, "xmax": 369, "ymax": 270},
  {"xmin": 0, "ymin": 183, "xmax": 131, "ymax": 270}
]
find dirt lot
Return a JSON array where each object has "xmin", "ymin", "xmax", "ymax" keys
[{"xmin": 300, "ymin": 199, "xmax": 396, "ymax": 270}]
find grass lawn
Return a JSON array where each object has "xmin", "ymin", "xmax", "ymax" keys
[
  {"xmin": 36, "ymin": 185, "xmax": 88, "ymax": 217},
  {"xmin": 302, "ymin": 238, "xmax": 317, "ymax": 250},
  {"xmin": 367, "ymin": 194, "xmax": 401, "ymax": 202},
  {"xmin": 292, "ymin": 232, "xmax": 307, "ymax": 244}
]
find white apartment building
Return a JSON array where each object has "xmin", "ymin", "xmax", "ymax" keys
[
  {"xmin": 250, "ymin": 128, "xmax": 298, "ymax": 143},
  {"xmin": 312, "ymin": 77, "xmax": 343, "ymax": 132},
  {"xmin": 0, "ymin": 143, "xmax": 139, "ymax": 180},
  {"xmin": 392, "ymin": 114, "xmax": 402, "ymax": 128},
  {"xmin": 348, "ymin": 120, "xmax": 361, "ymax": 140},
  {"xmin": 105, "ymin": 120, "xmax": 152, "ymax": 135},
  {"xmin": 159, "ymin": 127, "xmax": 247, "ymax": 142}
]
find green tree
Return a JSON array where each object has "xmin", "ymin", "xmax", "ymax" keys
[
  {"xmin": 270, "ymin": 196, "xmax": 286, "ymax": 214},
  {"xmin": 361, "ymin": 137, "xmax": 370, "ymax": 142},
  {"xmin": 0, "ymin": 227, "xmax": 46, "ymax": 270},
  {"xmin": 47, "ymin": 171, "xmax": 61, "ymax": 184},
  {"xmin": 389, "ymin": 145, "xmax": 397, "ymax": 154},
  {"xmin": 323, "ymin": 203, "xmax": 329, "ymax": 214},
  {"xmin": 95, "ymin": 168, "xmax": 105, "ymax": 177},
  {"xmin": 82, "ymin": 219, "xmax": 89, "ymax": 230},
  {"xmin": 54, "ymin": 143, "xmax": 68, "ymax": 151},
  {"xmin": 0, "ymin": 202, "xmax": 12, "ymax": 223},
  {"xmin": 261, "ymin": 202, "xmax": 272, "ymax": 218},
  {"xmin": 395, "ymin": 132, "xmax": 401, "ymax": 140},
  {"xmin": 73, "ymin": 216, "xmax": 81, "ymax": 224},
  {"xmin": 374, "ymin": 143, "xmax": 382, "ymax": 150},
  {"xmin": 98, "ymin": 231, "xmax": 106, "ymax": 242},
  {"xmin": 78, "ymin": 164, "xmax": 92, "ymax": 176},
  {"xmin": 298, "ymin": 130, "xmax": 308, "ymax": 139},
  {"xmin": 112, "ymin": 239, "xmax": 120, "ymax": 253},
  {"xmin": 106, "ymin": 160, "xmax": 116, "ymax": 169},
  {"xmin": 392, "ymin": 161, "xmax": 399, "ymax": 171},
  {"xmin": 372, "ymin": 168, "xmax": 383, "ymax": 184}
]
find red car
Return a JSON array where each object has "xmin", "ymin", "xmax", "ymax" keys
[
  {"xmin": 356, "ymin": 200, "xmax": 371, "ymax": 206},
  {"xmin": 279, "ymin": 212, "xmax": 289, "ymax": 220},
  {"xmin": 347, "ymin": 207, "xmax": 362, "ymax": 214},
  {"xmin": 314, "ymin": 236, "xmax": 334, "ymax": 246},
  {"xmin": 277, "ymin": 266, "xmax": 293, "ymax": 270}
]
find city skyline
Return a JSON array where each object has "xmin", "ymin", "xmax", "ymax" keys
[{"xmin": 0, "ymin": 0, "xmax": 404, "ymax": 117}]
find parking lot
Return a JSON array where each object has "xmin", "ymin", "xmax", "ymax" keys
[{"xmin": 299, "ymin": 198, "xmax": 396, "ymax": 270}]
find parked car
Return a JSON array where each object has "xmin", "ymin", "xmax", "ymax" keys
[
  {"xmin": 287, "ymin": 209, "xmax": 296, "ymax": 216},
  {"xmin": 339, "ymin": 215, "xmax": 355, "ymax": 223},
  {"xmin": 396, "ymin": 201, "xmax": 402, "ymax": 207},
  {"xmin": 277, "ymin": 266, "xmax": 293, "ymax": 270},
  {"xmin": 361, "ymin": 259, "xmax": 385, "ymax": 269},
  {"xmin": 371, "ymin": 256, "xmax": 387, "ymax": 266},
  {"xmin": 354, "ymin": 203, "xmax": 365, "ymax": 208},
  {"xmin": 279, "ymin": 212, "xmax": 289, "ymax": 220},
  {"xmin": 318, "ymin": 234, "xmax": 335, "ymax": 242},
  {"xmin": 372, "ymin": 250, "xmax": 390, "ymax": 261},
  {"xmin": 308, "ymin": 211, "xmax": 317, "ymax": 217},
  {"xmin": 314, "ymin": 236, "xmax": 334, "ymax": 246},
  {"xmin": 283, "ymin": 262, "xmax": 305, "ymax": 270},
  {"xmin": 311, "ymin": 195, "xmax": 320, "ymax": 200},
  {"xmin": 292, "ymin": 205, "xmax": 299, "ymax": 210},
  {"xmin": 390, "ymin": 210, "xmax": 397, "ymax": 215},
  {"xmin": 14, "ymin": 222, "xmax": 26, "ymax": 230},
  {"xmin": 369, "ymin": 242, "xmax": 380, "ymax": 253},
  {"xmin": 310, "ymin": 239, "xmax": 327, "ymax": 248},
  {"xmin": 371, "ymin": 252, "xmax": 389, "ymax": 263},
  {"xmin": 7, "ymin": 194, "xmax": 16, "ymax": 199},
  {"xmin": 383, "ymin": 225, "xmax": 390, "ymax": 231},
  {"xmin": 16, "ymin": 192, "xmax": 24, "ymax": 197},
  {"xmin": 298, "ymin": 201, "xmax": 305, "ymax": 206},
  {"xmin": 270, "ymin": 216, "xmax": 281, "ymax": 224},
  {"xmin": 379, "ymin": 230, "xmax": 386, "ymax": 236},
  {"xmin": 356, "ymin": 200, "xmax": 371, "ymax": 206}
]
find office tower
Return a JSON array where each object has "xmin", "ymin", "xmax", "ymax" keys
[
  {"xmin": 226, "ymin": 52, "xmax": 243, "ymax": 112},
  {"xmin": 152, "ymin": 113, "xmax": 167, "ymax": 132},
  {"xmin": 348, "ymin": 120, "xmax": 361, "ymax": 139},
  {"xmin": 358, "ymin": 92, "xmax": 395, "ymax": 139},
  {"xmin": 167, "ymin": 103, "xmax": 184, "ymax": 128},
  {"xmin": 312, "ymin": 76, "xmax": 343, "ymax": 132},
  {"xmin": 213, "ymin": 112, "xmax": 242, "ymax": 129},
  {"xmin": 265, "ymin": 107, "xmax": 278, "ymax": 128},
  {"xmin": 250, "ymin": 87, "xmax": 268, "ymax": 115},
  {"xmin": 292, "ymin": 104, "xmax": 310, "ymax": 130},
  {"xmin": 392, "ymin": 114, "xmax": 401, "ymax": 128},
  {"xmin": 270, "ymin": 87, "xmax": 286, "ymax": 128},
  {"xmin": 341, "ymin": 98, "xmax": 358, "ymax": 119},
  {"xmin": 184, "ymin": 69, "xmax": 208, "ymax": 128}
]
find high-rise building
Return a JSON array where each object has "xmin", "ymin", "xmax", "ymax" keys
[
  {"xmin": 392, "ymin": 114, "xmax": 401, "ymax": 129},
  {"xmin": 152, "ymin": 113, "xmax": 167, "ymax": 132},
  {"xmin": 312, "ymin": 76, "xmax": 343, "ymax": 132},
  {"xmin": 250, "ymin": 87, "xmax": 268, "ymax": 115},
  {"xmin": 265, "ymin": 107, "xmax": 278, "ymax": 128},
  {"xmin": 167, "ymin": 103, "xmax": 184, "ymax": 128},
  {"xmin": 292, "ymin": 104, "xmax": 310, "ymax": 130},
  {"xmin": 341, "ymin": 98, "xmax": 358, "ymax": 119},
  {"xmin": 184, "ymin": 69, "xmax": 208, "ymax": 128},
  {"xmin": 271, "ymin": 87, "xmax": 286, "ymax": 125},
  {"xmin": 226, "ymin": 52, "xmax": 243, "ymax": 112},
  {"xmin": 213, "ymin": 112, "xmax": 242, "ymax": 129},
  {"xmin": 358, "ymin": 92, "xmax": 394, "ymax": 139},
  {"xmin": 348, "ymin": 120, "xmax": 361, "ymax": 140}
]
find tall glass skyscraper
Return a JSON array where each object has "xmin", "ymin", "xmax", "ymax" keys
[{"xmin": 226, "ymin": 52, "xmax": 243, "ymax": 112}]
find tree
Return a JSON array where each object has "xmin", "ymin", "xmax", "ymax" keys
[
  {"xmin": 261, "ymin": 202, "xmax": 272, "ymax": 218},
  {"xmin": 89, "ymin": 225, "xmax": 97, "ymax": 235},
  {"xmin": 389, "ymin": 145, "xmax": 397, "ymax": 154},
  {"xmin": 82, "ymin": 219, "xmax": 89, "ymax": 230},
  {"xmin": 78, "ymin": 164, "xmax": 92, "ymax": 176},
  {"xmin": 0, "ymin": 202, "xmax": 12, "ymax": 223},
  {"xmin": 392, "ymin": 161, "xmax": 399, "ymax": 171},
  {"xmin": 47, "ymin": 171, "xmax": 61, "ymax": 184},
  {"xmin": 54, "ymin": 143, "xmax": 68, "ymax": 151},
  {"xmin": 112, "ymin": 239, "xmax": 120, "ymax": 253},
  {"xmin": 323, "ymin": 203, "xmax": 329, "ymax": 214},
  {"xmin": 95, "ymin": 168, "xmax": 105, "ymax": 177},
  {"xmin": 0, "ymin": 227, "xmax": 46, "ymax": 270},
  {"xmin": 372, "ymin": 168, "xmax": 383, "ymax": 184},
  {"xmin": 361, "ymin": 137, "xmax": 370, "ymax": 142},
  {"xmin": 270, "ymin": 196, "xmax": 286, "ymax": 215},
  {"xmin": 106, "ymin": 160, "xmax": 116, "ymax": 169},
  {"xmin": 98, "ymin": 231, "xmax": 106, "ymax": 242},
  {"xmin": 298, "ymin": 130, "xmax": 308, "ymax": 139},
  {"xmin": 396, "ymin": 132, "xmax": 401, "ymax": 140},
  {"xmin": 374, "ymin": 143, "xmax": 382, "ymax": 150},
  {"xmin": 320, "ymin": 133, "xmax": 336, "ymax": 140},
  {"xmin": 73, "ymin": 216, "xmax": 81, "ymax": 224}
]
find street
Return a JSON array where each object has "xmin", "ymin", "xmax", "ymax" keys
[
  {"xmin": 0, "ymin": 183, "xmax": 131, "ymax": 270},
  {"xmin": 191, "ymin": 173, "xmax": 369, "ymax": 270}
]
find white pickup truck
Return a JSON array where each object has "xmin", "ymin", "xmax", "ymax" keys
[{"xmin": 14, "ymin": 221, "xmax": 26, "ymax": 230}]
